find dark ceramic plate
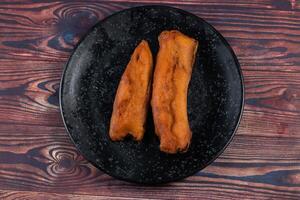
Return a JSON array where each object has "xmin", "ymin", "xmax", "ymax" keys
[{"xmin": 60, "ymin": 5, "xmax": 244, "ymax": 184}]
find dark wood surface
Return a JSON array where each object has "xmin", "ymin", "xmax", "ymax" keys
[{"xmin": 0, "ymin": 0, "xmax": 300, "ymax": 199}]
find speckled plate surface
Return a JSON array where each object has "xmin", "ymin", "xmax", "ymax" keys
[{"xmin": 60, "ymin": 5, "xmax": 244, "ymax": 184}]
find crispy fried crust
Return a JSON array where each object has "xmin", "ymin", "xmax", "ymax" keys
[
  {"xmin": 109, "ymin": 40, "xmax": 153, "ymax": 141},
  {"xmin": 151, "ymin": 30, "xmax": 198, "ymax": 153}
]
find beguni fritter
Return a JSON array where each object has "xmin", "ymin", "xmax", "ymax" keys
[
  {"xmin": 109, "ymin": 40, "xmax": 153, "ymax": 141},
  {"xmin": 151, "ymin": 30, "xmax": 198, "ymax": 153}
]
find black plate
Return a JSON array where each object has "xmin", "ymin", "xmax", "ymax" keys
[{"xmin": 60, "ymin": 5, "xmax": 244, "ymax": 184}]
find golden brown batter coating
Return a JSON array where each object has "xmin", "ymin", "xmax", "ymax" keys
[
  {"xmin": 109, "ymin": 40, "xmax": 153, "ymax": 141},
  {"xmin": 151, "ymin": 30, "xmax": 198, "ymax": 153}
]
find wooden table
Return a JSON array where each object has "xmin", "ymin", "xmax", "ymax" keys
[{"xmin": 0, "ymin": 0, "xmax": 299, "ymax": 199}]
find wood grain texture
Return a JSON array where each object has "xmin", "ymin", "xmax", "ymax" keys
[
  {"xmin": 0, "ymin": 190, "xmax": 143, "ymax": 200},
  {"xmin": 0, "ymin": 0, "xmax": 299, "ymax": 199}
]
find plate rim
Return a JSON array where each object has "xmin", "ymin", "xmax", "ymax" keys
[{"xmin": 59, "ymin": 5, "xmax": 245, "ymax": 184}]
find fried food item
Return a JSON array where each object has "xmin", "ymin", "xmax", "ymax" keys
[
  {"xmin": 151, "ymin": 30, "xmax": 198, "ymax": 153},
  {"xmin": 109, "ymin": 40, "xmax": 153, "ymax": 141}
]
